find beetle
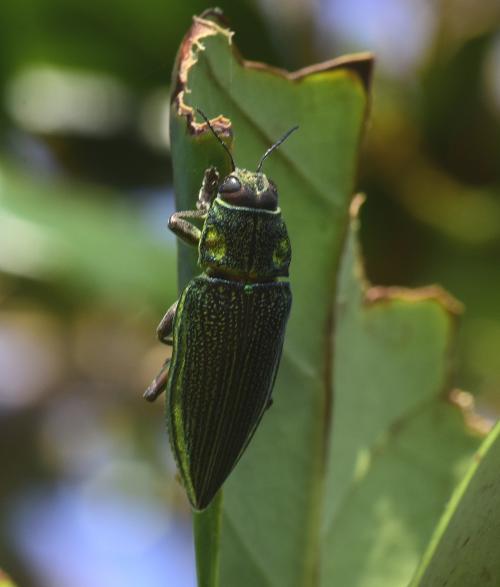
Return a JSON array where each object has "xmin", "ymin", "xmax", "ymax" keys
[{"xmin": 144, "ymin": 109, "xmax": 298, "ymax": 510}]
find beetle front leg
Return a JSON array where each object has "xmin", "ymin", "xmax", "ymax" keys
[
  {"xmin": 168, "ymin": 166, "xmax": 218, "ymax": 246},
  {"xmin": 196, "ymin": 166, "xmax": 219, "ymax": 212},
  {"xmin": 168, "ymin": 210, "xmax": 205, "ymax": 247}
]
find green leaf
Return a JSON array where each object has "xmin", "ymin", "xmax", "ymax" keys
[
  {"xmin": 410, "ymin": 421, "xmax": 500, "ymax": 586},
  {"xmin": 169, "ymin": 10, "xmax": 481, "ymax": 587}
]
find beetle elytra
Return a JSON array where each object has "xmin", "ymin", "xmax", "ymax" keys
[{"xmin": 145, "ymin": 110, "xmax": 297, "ymax": 510}]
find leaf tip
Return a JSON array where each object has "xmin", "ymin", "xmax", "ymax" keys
[
  {"xmin": 289, "ymin": 52, "xmax": 375, "ymax": 94},
  {"xmin": 449, "ymin": 388, "xmax": 494, "ymax": 437},
  {"xmin": 171, "ymin": 8, "xmax": 233, "ymax": 136},
  {"xmin": 350, "ymin": 193, "xmax": 366, "ymax": 218}
]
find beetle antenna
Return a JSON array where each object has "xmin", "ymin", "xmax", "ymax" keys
[
  {"xmin": 256, "ymin": 125, "xmax": 299, "ymax": 173},
  {"xmin": 196, "ymin": 108, "xmax": 235, "ymax": 172}
]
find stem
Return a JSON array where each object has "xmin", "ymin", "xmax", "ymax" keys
[{"xmin": 193, "ymin": 491, "xmax": 223, "ymax": 587}]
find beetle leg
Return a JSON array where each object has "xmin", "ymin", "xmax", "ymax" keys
[
  {"xmin": 144, "ymin": 300, "xmax": 179, "ymax": 402},
  {"xmin": 169, "ymin": 166, "xmax": 219, "ymax": 244},
  {"xmin": 168, "ymin": 209, "xmax": 206, "ymax": 247},
  {"xmin": 196, "ymin": 166, "xmax": 220, "ymax": 212},
  {"xmin": 157, "ymin": 300, "xmax": 178, "ymax": 345},
  {"xmin": 144, "ymin": 357, "xmax": 171, "ymax": 402}
]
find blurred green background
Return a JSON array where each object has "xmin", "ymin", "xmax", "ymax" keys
[{"xmin": 0, "ymin": 1, "xmax": 499, "ymax": 585}]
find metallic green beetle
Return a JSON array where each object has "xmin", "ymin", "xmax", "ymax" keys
[{"xmin": 145, "ymin": 110, "xmax": 297, "ymax": 510}]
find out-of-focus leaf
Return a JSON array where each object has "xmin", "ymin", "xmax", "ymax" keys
[
  {"xmin": 0, "ymin": 0, "xmax": 276, "ymax": 88},
  {"xmin": 321, "ymin": 197, "xmax": 481, "ymax": 586},
  {"xmin": 0, "ymin": 570, "xmax": 17, "ymax": 587},
  {"xmin": 421, "ymin": 34, "xmax": 500, "ymax": 185},
  {"xmin": 410, "ymin": 421, "xmax": 500, "ymax": 586},
  {"xmin": 0, "ymin": 165, "xmax": 175, "ymax": 308}
]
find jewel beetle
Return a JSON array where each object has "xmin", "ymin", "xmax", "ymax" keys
[{"xmin": 145, "ymin": 109, "xmax": 298, "ymax": 510}]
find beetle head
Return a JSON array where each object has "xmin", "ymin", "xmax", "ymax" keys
[
  {"xmin": 218, "ymin": 169, "xmax": 278, "ymax": 210},
  {"xmin": 196, "ymin": 109, "xmax": 298, "ymax": 211}
]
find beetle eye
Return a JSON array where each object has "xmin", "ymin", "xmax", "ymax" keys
[{"xmin": 220, "ymin": 176, "xmax": 241, "ymax": 193}]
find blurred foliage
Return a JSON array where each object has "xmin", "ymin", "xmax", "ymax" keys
[
  {"xmin": 359, "ymin": 28, "xmax": 500, "ymax": 410},
  {"xmin": 0, "ymin": 165, "xmax": 176, "ymax": 307},
  {"xmin": 0, "ymin": 570, "xmax": 17, "ymax": 587},
  {"xmin": 411, "ymin": 422, "xmax": 500, "ymax": 586},
  {"xmin": 321, "ymin": 205, "xmax": 481, "ymax": 587},
  {"xmin": 0, "ymin": 0, "xmax": 499, "ymax": 586}
]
